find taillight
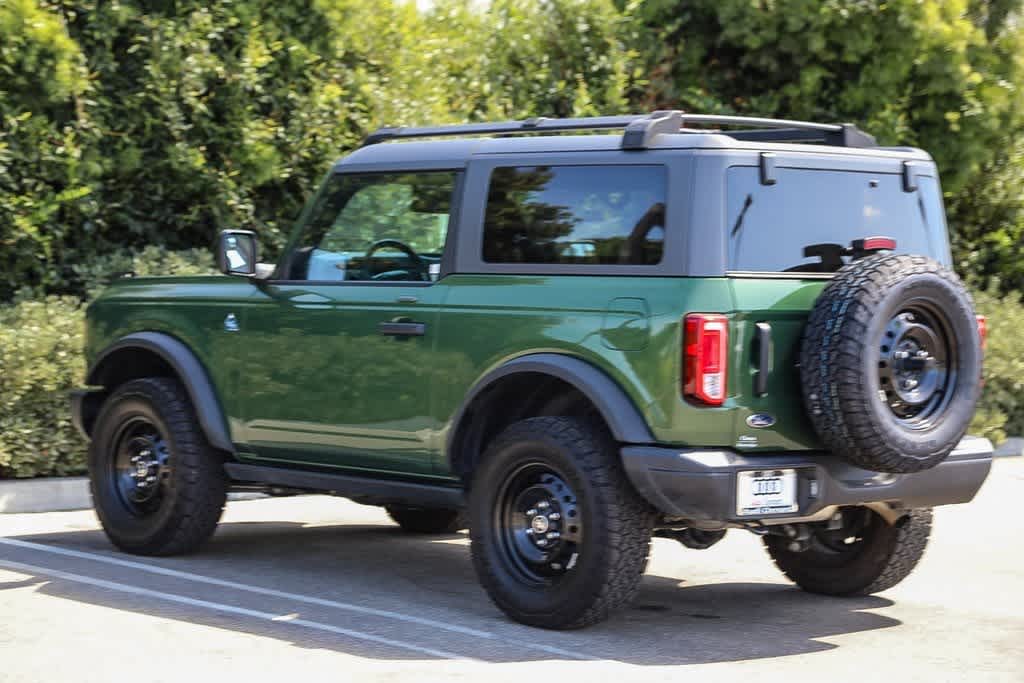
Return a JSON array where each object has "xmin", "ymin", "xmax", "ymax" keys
[
  {"xmin": 683, "ymin": 313, "xmax": 729, "ymax": 406},
  {"xmin": 976, "ymin": 314, "xmax": 987, "ymax": 350}
]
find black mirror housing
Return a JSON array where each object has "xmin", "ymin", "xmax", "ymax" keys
[{"xmin": 217, "ymin": 230, "xmax": 258, "ymax": 277}]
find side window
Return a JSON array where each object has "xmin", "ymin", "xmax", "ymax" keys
[
  {"xmin": 284, "ymin": 171, "xmax": 457, "ymax": 282},
  {"xmin": 482, "ymin": 165, "xmax": 666, "ymax": 266}
]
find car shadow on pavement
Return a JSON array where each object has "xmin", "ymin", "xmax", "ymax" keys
[{"xmin": 1, "ymin": 519, "xmax": 900, "ymax": 665}]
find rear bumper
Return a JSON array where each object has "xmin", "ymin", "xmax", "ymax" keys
[{"xmin": 621, "ymin": 436, "xmax": 993, "ymax": 524}]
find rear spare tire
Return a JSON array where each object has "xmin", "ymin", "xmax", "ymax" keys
[{"xmin": 801, "ymin": 254, "xmax": 981, "ymax": 473}]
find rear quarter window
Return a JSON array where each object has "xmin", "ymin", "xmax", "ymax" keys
[
  {"xmin": 727, "ymin": 166, "xmax": 950, "ymax": 273},
  {"xmin": 482, "ymin": 165, "xmax": 666, "ymax": 266}
]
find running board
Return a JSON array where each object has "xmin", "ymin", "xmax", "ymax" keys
[{"xmin": 223, "ymin": 463, "xmax": 464, "ymax": 509}]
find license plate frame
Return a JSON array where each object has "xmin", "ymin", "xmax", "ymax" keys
[{"xmin": 736, "ymin": 469, "xmax": 799, "ymax": 517}]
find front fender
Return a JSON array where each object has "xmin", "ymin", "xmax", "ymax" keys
[{"xmin": 79, "ymin": 331, "xmax": 234, "ymax": 453}]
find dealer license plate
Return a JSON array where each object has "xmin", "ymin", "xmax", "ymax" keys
[{"xmin": 736, "ymin": 469, "xmax": 798, "ymax": 516}]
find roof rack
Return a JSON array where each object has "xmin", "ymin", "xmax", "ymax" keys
[{"xmin": 361, "ymin": 110, "xmax": 878, "ymax": 150}]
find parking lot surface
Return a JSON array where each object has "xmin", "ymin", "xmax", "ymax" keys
[{"xmin": 2, "ymin": 458, "xmax": 1022, "ymax": 682}]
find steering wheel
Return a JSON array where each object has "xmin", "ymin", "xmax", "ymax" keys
[{"xmin": 363, "ymin": 239, "xmax": 427, "ymax": 281}]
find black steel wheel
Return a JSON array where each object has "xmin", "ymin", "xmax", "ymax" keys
[
  {"xmin": 469, "ymin": 417, "xmax": 653, "ymax": 630},
  {"xmin": 878, "ymin": 303, "xmax": 957, "ymax": 426},
  {"xmin": 764, "ymin": 507, "xmax": 932, "ymax": 595},
  {"xmin": 494, "ymin": 464, "xmax": 582, "ymax": 584},
  {"xmin": 110, "ymin": 417, "xmax": 172, "ymax": 517},
  {"xmin": 802, "ymin": 254, "xmax": 982, "ymax": 473},
  {"xmin": 89, "ymin": 378, "xmax": 227, "ymax": 556}
]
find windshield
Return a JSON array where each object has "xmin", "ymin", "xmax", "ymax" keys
[{"xmin": 727, "ymin": 166, "xmax": 950, "ymax": 273}]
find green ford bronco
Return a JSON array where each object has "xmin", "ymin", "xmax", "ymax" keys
[{"xmin": 72, "ymin": 111, "xmax": 992, "ymax": 629}]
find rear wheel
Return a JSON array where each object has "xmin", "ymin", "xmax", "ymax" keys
[
  {"xmin": 385, "ymin": 505, "xmax": 465, "ymax": 534},
  {"xmin": 763, "ymin": 507, "xmax": 932, "ymax": 595},
  {"xmin": 469, "ymin": 417, "xmax": 653, "ymax": 629},
  {"xmin": 88, "ymin": 378, "xmax": 228, "ymax": 556}
]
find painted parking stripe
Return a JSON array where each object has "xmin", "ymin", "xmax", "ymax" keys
[
  {"xmin": 0, "ymin": 537, "xmax": 594, "ymax": 660},
  {"xmin": 0, "ymin": 558, "xmax": 465, "ymax": 660}
]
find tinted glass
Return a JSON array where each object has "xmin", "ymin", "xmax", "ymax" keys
[
  {"xmin": 483, "ymin": 165, "xmax": 666, "ymax": 265},
  {"xmin": 284, "ymin": 171, "xmax": 456, "ymax": 282},
  {"xmin": 727, "ymin": 167, "xmax": 950, "ymax": 273}
]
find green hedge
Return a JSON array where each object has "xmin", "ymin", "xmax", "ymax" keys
[
  {"xmin": 970, "ymin": 286, "xmax": 1024, "ymax": 443},
  {"xmin": 0, "ymin": 296, "xmax": 85, "ymax": 478},
  {"xmin": 0, "ymin": 247, "xmax": 214, "ymax": 478}
]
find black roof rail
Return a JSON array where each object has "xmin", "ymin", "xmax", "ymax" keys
[{"xmin": 361, "ymin": 111, "xmax": 877, "ymax": 149}]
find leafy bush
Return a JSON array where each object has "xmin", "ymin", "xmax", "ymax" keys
[
  {"xmin": 0, "ymin": 247, "xmax": 215, "ymax": 478},
  {"xmin": 72, "ymin": 245, "xmax": 216, "ymax": 299},
  {"xmin": 0, "ymin": 296, "xmax": 86, "ymax": 478},
  {"xmin": 970, "ymin": 286, "xmax": 1024, "ymax": 443}
]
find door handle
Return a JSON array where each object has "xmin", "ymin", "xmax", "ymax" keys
[
  {"xmin": 755, "ymin": 322, "xmax": 773, "ymax": 397},
  {"xmin": 378, "ymin": 321, "xmax": 426, "ymax": 337}
]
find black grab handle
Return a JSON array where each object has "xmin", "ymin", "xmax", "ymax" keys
[{"xmin": 755, "ymin": 322, "xmax": 772, "ymax": 397}]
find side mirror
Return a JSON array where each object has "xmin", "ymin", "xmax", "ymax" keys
[{"xmin": 217, "ymin": 230, "xmax": 257, "ymax": 277}]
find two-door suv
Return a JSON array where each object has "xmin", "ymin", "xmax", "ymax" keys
[{"xmin": 73, "ymin": 111, "xmax": 992, "ymax": 629}]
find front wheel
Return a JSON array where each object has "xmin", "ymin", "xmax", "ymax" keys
[
  {"xmin": 469, "ymin": 417, "xmax": 654, "ymax": 629},
  {"xmin": 763, "ymin": 507, "xmax": 932, "ymax": 595},
  {"xmin": 89, "ymin": 378, "xmax": 228, "ymax": 556}
]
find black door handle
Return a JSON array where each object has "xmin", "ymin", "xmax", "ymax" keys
[
  {"xmin": 755, "ymin": 322, "xmax": 773, "ymax": 397},
  {"xmin": 378, "ymin": 321, "xmax": 426, "ymax": 337}
]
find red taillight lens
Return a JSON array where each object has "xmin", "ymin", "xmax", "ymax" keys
[
  {"xmin": 683, "ymin": 313, "xmax": 729, "ymax": 406},
  {"xmin": 976, "ymin": 314, "xmax": 987, "ymax": 350}
]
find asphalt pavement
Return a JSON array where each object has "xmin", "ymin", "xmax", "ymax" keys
[{"xmin": 2, "ymin": 458, "xmax": 1022, "ymax": 682}]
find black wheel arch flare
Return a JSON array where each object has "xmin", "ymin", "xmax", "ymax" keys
[
  {"xmin": 446, "ymin": 353, "xmax": 656, "ymax": 478},
  {"xmin": 76, "ymin": 331, "xmax": 234, "ymax": 454}
]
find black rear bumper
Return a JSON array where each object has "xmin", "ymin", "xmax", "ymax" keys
[{"xmin": 621, "ymin": 436, "xmax": 993, "ymax": 523}]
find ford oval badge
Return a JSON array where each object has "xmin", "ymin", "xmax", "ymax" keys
[{"xmin": 746, "ymin": 413, "xmax": 776, "ymax": 429}]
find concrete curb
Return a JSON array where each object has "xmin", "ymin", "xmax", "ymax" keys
[
  {"xmin": 994, "ymin": 437, "xmax": 1024, "ymax": 458},
  {"xmin": 0, "ymin": 476, "xmax": 265, "ymax": 514}
]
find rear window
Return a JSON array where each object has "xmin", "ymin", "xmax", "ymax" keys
[
  {"xmin": 727, "ymin": 167, "xmax": 949, "ymax": 273},
  {"xmin": 482, "ymin": 165, "xmax": 665, "ymax": 265}
]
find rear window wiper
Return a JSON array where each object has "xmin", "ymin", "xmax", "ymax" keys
[{"xmin": 786, "ymin": 237, "xmax": 897, "ymax": 273}]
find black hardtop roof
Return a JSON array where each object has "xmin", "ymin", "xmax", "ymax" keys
[{"xmin": 335, "ymin": 111, "xmax": 933, "ymax": 170}]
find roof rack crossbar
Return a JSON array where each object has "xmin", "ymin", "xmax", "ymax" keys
[{"xmin": 362, "ymin": 111, "xmax": 877, "ymax": 149}]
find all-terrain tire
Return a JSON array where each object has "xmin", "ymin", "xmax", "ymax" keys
[
  {"xmin": 801, "ymin": 254, "xmax": 982, "ymax": 473},
  {"xmin": 764, "ymin": 508, "xmax": 932, "ymax": 595},
  {"xmin": 386, "ymin": 505, "xmax": 466, "ymax": 534},
  {"xmin": 88, "ymin": 378, "xmax": 228, "ymax": 556},
  {"xmin": 469, "ymin": 417, "xmax": 654, "ymax": 629}
]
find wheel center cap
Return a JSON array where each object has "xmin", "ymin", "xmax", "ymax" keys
[
  {"xmin": 531, "ymin": 515, "xmax": 550, "ymax": 534},
  {"xmin": 135, "ymin": 461, "xmax": 150, "ymax": 479}
]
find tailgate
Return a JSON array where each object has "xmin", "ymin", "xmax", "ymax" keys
[{"xmin": 729, "ymin": 278, "xmax": 829, "ymax": 451}]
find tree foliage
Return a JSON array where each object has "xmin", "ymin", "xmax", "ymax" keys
[{"xmin": 0, "ymin": 0, "xmax": 634, "ymax": 300}]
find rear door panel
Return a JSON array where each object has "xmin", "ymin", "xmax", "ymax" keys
[{"xmin": 728, "ymin": 278, "xmax": 828, "ymax": 451}]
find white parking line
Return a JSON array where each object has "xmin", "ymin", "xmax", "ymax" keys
[
  {"xmin": 0, "ymin": 537, "xmax": 595, "ymax": 661},
  {"xmin": 0, "ymin": 558, "xmax": 466, "ymax": 660}
]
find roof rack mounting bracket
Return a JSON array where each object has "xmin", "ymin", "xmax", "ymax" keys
[
  {"xmin": 759, "ymin": 152, "xmax": 777, "ymax": 186},
  {"xmin": 902, "ymin": 161, "xmax": 920, "ymax": 193},
  {"xmin": 621, "ymin": 110, "xmax": 683, "ymax": 150},
  {"xmin": 826, "ymin": 123, "xmax": 878, "ymax": 149}
]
